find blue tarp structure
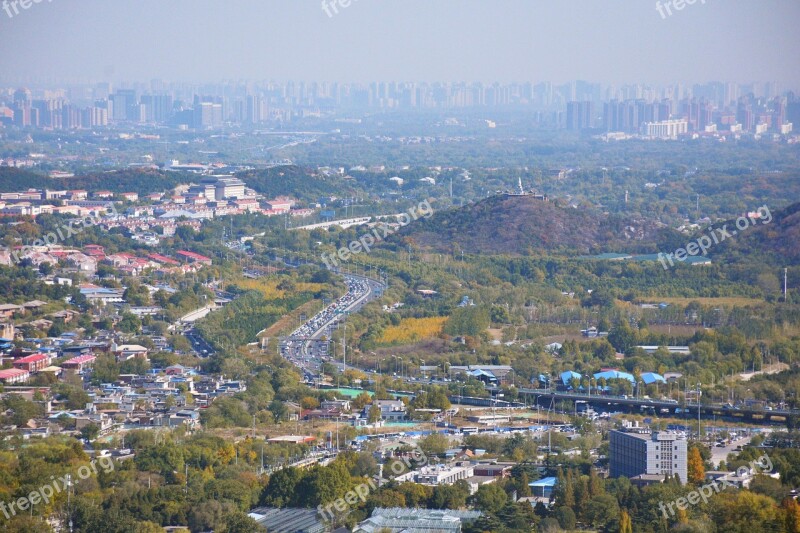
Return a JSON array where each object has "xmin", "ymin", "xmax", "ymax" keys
[
  {"xmin": 560, "ymin": 370, "xmax": 582, "ymax": 386},
  {"xmin": 593, "ymin": 370, "xmax": 636, "ymax": 383},
  {"xmin": 641, "ymin": 372, "xmax": 667, "ymax": 384}
]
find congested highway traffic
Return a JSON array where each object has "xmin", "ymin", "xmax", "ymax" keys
[{"xmin": 281, "ymin": 274, "xmax": 384, "ymax": 381}]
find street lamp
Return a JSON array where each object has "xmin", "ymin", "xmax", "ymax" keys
[{"xmin": 697, "ymin": 382, "xmax": 702, "ymax": 439}]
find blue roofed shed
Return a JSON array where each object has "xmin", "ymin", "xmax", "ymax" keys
[{"xmin": 529, "ymin": 477, "xmax": 558, "ymax": 499}]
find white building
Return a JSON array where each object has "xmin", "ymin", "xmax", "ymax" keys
[
  {"xmin": 396, "ymin": 463, "xmax": 475, "ymax": 486},
  {"xmin": 641, "ymin": 119, "xmax": 688, "ymax": 140}
]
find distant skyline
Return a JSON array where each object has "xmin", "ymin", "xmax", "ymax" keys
[{"xmin": 0, "ymin": 1, "xmax": 798, "ymax": 87}]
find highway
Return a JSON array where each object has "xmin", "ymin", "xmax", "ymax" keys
[{"xmin": 280, "ymin": 273, "xmax": 384, "ymax": 381}]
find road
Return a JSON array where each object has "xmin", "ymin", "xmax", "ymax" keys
[
  {"xmin": 280, "ymin": 273, "xmax": 384, "ymax": 381},
  {"xmin": 709, "ymin": 429, "xmax": 773, "ymax": 465},
  {"xmin": 185, "ymin": 328, "xmax": 216, "ymax": 358}
]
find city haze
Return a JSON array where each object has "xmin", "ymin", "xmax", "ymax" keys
[{"xmin": 0, "ymin": 0, "xmax": 799, "ymax": 86}]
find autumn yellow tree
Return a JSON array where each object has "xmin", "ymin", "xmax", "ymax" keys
[
  {"xmin": 687, "ymin": 446, "xmax": 706, "ymax": 484},
  {"xmin": 619, "ymin": 510, "xmax": 633, "ymax": 533}
]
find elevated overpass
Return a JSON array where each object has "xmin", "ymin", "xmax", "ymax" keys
[{"xmin": 511, "ymin": 388, "xmax": 798, "ymax": 424}]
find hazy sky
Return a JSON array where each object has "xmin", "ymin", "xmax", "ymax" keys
[{"xmin": 1, "ymin": 0, "xmax": 798, "ymax": 86}]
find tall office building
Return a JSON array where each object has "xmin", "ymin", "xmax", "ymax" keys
[
  {"xmin": 195, "ymin": 102, "xmax": 223, "ymax": 129},
  {"xmin": 566, "ymin": 101, "xmax": 594, "ymax": 131},
  {"xmin": 246, "ymin": 95, "xmax": 265, "ymax": 124},
  {"xmin": 610, "ymin": 429, "xmax": 687, "ymax": 485},
  {"xmin": 111, "ymin": 90, "xmax": 137, "ymax": 121},
  {"xmin": 141, "ymin": 94, "xmax": 173, "ymax": 123}
]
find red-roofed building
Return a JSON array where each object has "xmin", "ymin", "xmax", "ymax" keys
[
  {"xmin": 176, "ymin": 251, "xmax": 212, "ymax": 266},
  {"xmin": 264, "ymin": 200, "xmax": 292, "ymax": 213},
  {"xmin": 84, "ymin": 245, "xmax": 105, "ymax": 258},
  {"xmin": 0, "ymin": 368, "xmax": 29, "ymax": 384},
  {"xmin": 147, "ymin": 253, "xmax": 180, "ymax": 266},
  {"xmin": 13, "ymin": 353, "xmax": 52, "ymax": 372},
  {"xmin": 61, "ymin": 354, "xmax": 97, "ymax": 372}
]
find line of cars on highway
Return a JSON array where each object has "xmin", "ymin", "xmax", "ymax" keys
[{"xmin": 290, "ymin": 275, "xmax": 371, "ymax": 339}]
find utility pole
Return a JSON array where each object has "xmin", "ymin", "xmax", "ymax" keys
[
  {"xmin": 697, "ymin": 382, "xmax": 702, "ymax": 440},
  {"xmin": 341, "ymin": 314, "xmax": 346, "ymax": 374},
  {"xmin": 785, "ymin": 268, "xmax": 789, "ymax": 302},
  {"xmin": 66, "ymin": 474, "xmax": 72, "ymax": 533}
]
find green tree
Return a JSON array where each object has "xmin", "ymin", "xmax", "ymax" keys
[
  {"xmin": 419, "ymin": 433, "xmax": 450, "ymax": 457},
  {"xmin": 260, "ymin": 467, "xmax": 303, "ymax": 507},
  {"xmin": 80, "ymin": 423, "xmax": 101, "ymax": 442},
  {"xmin": 472, "ymin": 483, "xmax": 508, "ymax": 515}
]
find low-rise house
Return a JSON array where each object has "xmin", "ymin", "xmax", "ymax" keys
[
  {"xmin": 366, "ymin": 399, "xmax": 407, "ymax": 421},
  {"xmin": 75, "ymin": 412, "xmax": 113, "ymax": 432},
  {"xmin": 113, "ymin": 344, "xmax": 149, "ymax": 361},
  {"xmin": 320, "ymin": 399, "xmax": 351, "ymax": 412},
  {"xmin": 0, "ymin": 304, "xmax": 24, "ymax": 319}
]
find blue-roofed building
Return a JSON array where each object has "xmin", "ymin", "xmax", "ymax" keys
[
  {"xmin": 641, "ymin": 372, "xmax": 667, "ymax": 385},
  {"xmin": 560, "ymin": 371, "xmax": 582, "ymax": 387},
  {"xmin": 470, "ymin": 368, "xmax": 498, "ymax": 385},
  {"xmin": 529, "ymin": 476, "xmax": 558, "ymax": 499},
  {"xmin": 594, "ymin": 370, "xmax": 635, "ymax": 383}
]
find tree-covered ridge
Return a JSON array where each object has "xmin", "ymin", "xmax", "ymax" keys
[
  {"xmin": 0, "ymin": 167, "xmax": 192, "ymax": 196},
  {"xmin": 399, "ymin": 194, "xmax": 682, "ymax": 256},
  {"xmin": 238, "ymin": 166, "xmax": 357, "ymax": 202}
]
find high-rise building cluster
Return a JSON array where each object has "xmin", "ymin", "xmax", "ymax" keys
[{"xmin": 0, "ymin": 80, "xmax": 797, "ymax": 135}]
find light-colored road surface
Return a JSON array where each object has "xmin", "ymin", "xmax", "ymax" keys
[{"xmin": 709, "ymin": 429, "xmax": 772, "ymax": 466}]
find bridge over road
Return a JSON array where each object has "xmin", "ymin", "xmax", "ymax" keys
[{"xmin": 509, "ymin": 388, "xmax": 799, "ymax": 424}]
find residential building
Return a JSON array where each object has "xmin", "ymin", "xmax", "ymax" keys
[
  {"xmin": 641, "ymin": 119, "xmax": 689, "ymax": 139},
  {"xmin": 367, "ymin": 399, "xmax": 406, "ymax": 421},
  {"xmin": 0, "ymin": 368, "xmax": 30, "ymax": 384},
  {"xmin": 12, "ymin": 353, "xmax": 52, "ymax": 372},
  {"xmin": 61, "ymin": 354, "xmax": 97, "ymax": 372}
]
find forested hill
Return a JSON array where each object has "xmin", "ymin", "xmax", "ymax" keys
[
  {"xmin": 714, "ymin": 202, "xmax": 800, "ymax": 265},
  {"xmin": 0, "ymin": 167, "xmax": 190, "ymax": 195},
  {"xmin": 238, "ymin": 166, "xmax": 357, "ymax": 201},
  {"xmin": 0, "ymin": 167, "xmax": 52, "ymax": 191},
  {"xmin": 398, "ymin": 194, "xmax": 683, "ymax": 256}
]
